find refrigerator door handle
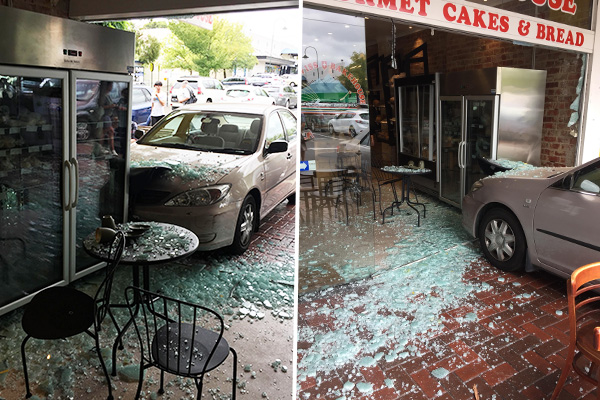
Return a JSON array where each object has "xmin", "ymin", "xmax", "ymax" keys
[
  {"xmin": 63, "ymin": 160, "xmax": 71, "ymax": 212},
  {"xmin": 458, "ymin": 141, "xmax": 465, "ymax": 169},
  {"xmin": 71, "ymin": 157, "xmax": 79, "ymax": 209}
]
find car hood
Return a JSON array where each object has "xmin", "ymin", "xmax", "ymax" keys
[
  {"xmin": 130, "ymin": 143, "xmax": 247, "ymax": 187},
  {"xmin": 484, "ymin": 166, "xmax": 571, "ymax": 180}
]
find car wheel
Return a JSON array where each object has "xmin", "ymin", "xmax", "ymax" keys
[
  {"xmin": 230, "ymin": 195, "xmax": 256, "ymax": 255},
  {"xmin": 478, "ymin": 208, "xmax": 526, "ymax": 272},
  {"xmin": 287, "ymin": 192, "xmax": 296, "ymax": 205},
  {"xmin": 207, "ymin": 98, "xmax": 213, "ymax": 103},
  {"xmin": 285, "ymin": 99, "xmax": 290, "ymax": 109},
  {"xmin": 349, "ymin": 126, "xmax": 357, "ymax": 137},
  {"xmin": 329, "ymin": 124, "xmax": 335, "ymax": 135}
]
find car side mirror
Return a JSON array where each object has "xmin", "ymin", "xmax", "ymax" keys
[
  {"xmin": 134, "ymin": 129, "xmax": 145, "ymax": 140},
  {"xmin": 265, "ymin": 140, "xmax": 288, "ymax": 155},
  {"xmin": 562, "ymin": 173, "xmax": 575, "ymax": 189}
]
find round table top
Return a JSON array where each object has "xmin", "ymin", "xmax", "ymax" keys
[{"xmin": 84, "ymin": 222, "xmax": 199, "ymax": 265}]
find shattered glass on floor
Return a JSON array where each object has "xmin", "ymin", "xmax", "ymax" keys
[
  {"xmin": 298, "ymin": 189, "xmax": 592, "ymax": 399},
  {"xmin": 0, "ymin": 203, "xmax": 295, "ymax": 400}
]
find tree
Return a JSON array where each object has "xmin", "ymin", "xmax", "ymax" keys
[
  {"xmin": 337, "ymin": 52, "xmax": 368, "ymax": 96},
  {"xmin": 143, "ymin": 20, "xmax": 168, "ymax": 29},
  {"xmin": 136, "ymin": 33, "xmax": 161, "ymax": 66},
  {"xmin": 94, "ymin": 21, "xmax": 134, "ymax": 31},
  {"xmin": 164, "ymin": 18, "xmax": 256, "ymax": 77}
]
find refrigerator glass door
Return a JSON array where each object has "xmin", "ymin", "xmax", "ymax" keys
[
  {"xmin": 439, "ymin": 97, "xmax": 463, "ymax": 206},
  {"xmin": 464, "ymin": 97, "xmax": 496, "ymax": 197},
  {"xmin": 399, "ymin": 86, "xmax": 419, "ymax": 156},
  {"xmin": 419, "ymin": 85, "xmax": 435, "ymax": 161},
  {"xmin": 0, "ymin": 66, "xmax": 69, "ymax": 311},
  {"xmin": 71, "ymin": 72, "xmax": 131, "ymax": 279}
]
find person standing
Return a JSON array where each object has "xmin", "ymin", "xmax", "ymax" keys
[
  {"xmin": 177, "ymin": 80, "xmax": 195, "ymax": 105},
  {"xmin": 150, "ymin": 81, "xmax": 166, "ymax": 125}
]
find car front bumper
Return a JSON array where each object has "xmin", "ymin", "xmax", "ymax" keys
[
  {"xmin": 132, "ymin": 198, "xmax": 242, "ymax": 251},
  {"xmin": 461, "ymin": 193, "xmax": 484, "ymax": 238}
]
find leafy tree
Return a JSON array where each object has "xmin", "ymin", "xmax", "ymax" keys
[
  {"xmin": 136, "ymin": 33, "xmax": 161, "ymax": 66},
  {"xmin": 95, "ymin": 21, "xmax": 134, "ymax": 31},
  {"xmin": 143, "ymin": 20, "xmax": 168, "ymax": 29},
  {"xmin": 164, "ymin": 18, "xmax": 256, "ymax": 76},
  {"xmin": 337, "ymin": 52, "xmax": 368, "ymax": 96}
]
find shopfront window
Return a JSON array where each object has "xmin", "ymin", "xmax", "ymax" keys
[{"xmin": 300, "ymin": 8, "xmax": 377, "ymax": 293}]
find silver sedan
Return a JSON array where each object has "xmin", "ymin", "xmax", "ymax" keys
[{"xmin": 462, "ymin": 157, "xmax": 600, "ymax": 277}]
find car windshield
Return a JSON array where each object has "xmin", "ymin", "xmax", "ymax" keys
[{"xmin": 137, "ymin": 110, "xmax": 262, "ymax": 154}]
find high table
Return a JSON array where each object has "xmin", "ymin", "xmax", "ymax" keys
[
  {"xmin": 380, "ymin": 166, "xmax": 431, "ymax": 226},
  {"xmin": 83, "ymin": 221, "xmax": 199, "ymax": 376}
]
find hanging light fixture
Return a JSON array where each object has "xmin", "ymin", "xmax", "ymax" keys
[{"xmin": 390, "ymin": 20, "xmax": 398, "ymax": 70}]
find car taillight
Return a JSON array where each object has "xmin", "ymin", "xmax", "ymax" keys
[
  {"xmin": 197, "ymin": 87, "xmax": 202, "ymax": 95},
  {"xmin": 279, "ymin": 93, "xmax": 283, "ymax": 97}
]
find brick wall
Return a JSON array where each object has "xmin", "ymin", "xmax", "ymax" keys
[
  {"xmin": 1, "ymin": 0, "xmax": 69, "ymax": 18},
  {"xmin": 387, "ymin": 28, "xmax": 582, "ymax": 167}
]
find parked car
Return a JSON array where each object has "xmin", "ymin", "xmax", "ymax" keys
[
  {"xmin": 263, "ymin": 85, "xmax": 297, "ymax": 108},
  {"xmin": 248, "ymin": 76, "xmax": 270, "ymax": 86},
  {"xmin": 129, "ymin": 103, "xmax": 297, "ymax": 254},
  {"xmin": 462, "ymin": 157, "xmax": 600, "ymax": 277},
  {"xmin": 328, "ymin": 110, "xmax": 370, "ymax": 137},
  {"xmin": 170, "ymin": 76, "xmax": 226, "ymax": 108},
  {"xmin": 222, "ymin": 76, "xmax": 249, "ymax": 86},
  {"xmin": 281, "ymin": 74, "xmax": 300, "ymax": 87},
  {"xmin": 225, "ymin": 85, "xmax": 275, "ymax": 105},
  {"xmin": 131, "ymin": 84, "xmax": 152, "ymax": 129}
]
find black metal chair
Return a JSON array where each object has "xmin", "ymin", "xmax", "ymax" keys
[
  {"xmin": 124, "ymin": 286, "xmax": 237, "ymax": 400},
  {"xmin": 371, "ymin": 157, "xmax": 401, "ymax": 216},
  {"xmin": 21, "ymin": 231, "xmax": 125, "ymax": 400}
]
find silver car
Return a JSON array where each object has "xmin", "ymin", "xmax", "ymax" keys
[
  {"xmin": 462, "ymin": 157, "xmax": 600, "ymax": 277},
  {"xmin": 130, "ymin": 103, "xmax": 297, "ymax": 254},
  {"xmin": 263, "ymin": 85, "xmax": 298, "ymax": 108}
]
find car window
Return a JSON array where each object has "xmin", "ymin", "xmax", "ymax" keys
[
  {"xmin": 215, "ymin": 81, "xmax": 224, "ymax": 90},
  {"xmin": 573, "ymin": 164, "xmax": 600, "ymax": 194},
  {"xmin": 265, "ymin": 113, "xmax": 286, "ymax": 147},
  {"xmin": 279, "ymin": 110, "xmax": 297, "ymax": 141},
  {"xmin": 227, "ymin": 89, "xmax": 250, "ymax": 97},
  {"xmin": 202, "ymin": 79, "xmax": 215, "ymax": 90},
  {"xmin": 132, "ymin": 88, "xmax": 147, "ymax": 104},
  {"xmin": 359, "ymin": 113, "xmax": 369, "ymax": 120}
]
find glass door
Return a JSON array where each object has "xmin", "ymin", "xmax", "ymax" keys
[
  {"xmin": 438, "ymin": 97, "xmax": 464, "ymax": 207},
  {"xmin": 70, "ymin": 71, "xmax": 131, "ymax": 279},
  {"xmin": 464, "ymin": 96, "xmax": 497, "ymax": 198},
  {"xmin": 0, "ymin": 66, "xmax": 69, "ymax": 314},
  {"xmin": 399, "ymin": 86, "xmax": 419, "ymax": 157}
]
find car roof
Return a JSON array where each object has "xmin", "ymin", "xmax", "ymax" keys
[{"xmin": 178, "ymin": 102, "xmax": 286, "ymax": 114}]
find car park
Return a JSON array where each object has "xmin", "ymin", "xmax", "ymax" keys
[
  {"xmin": 225, "ymin": 85, "xmax": 275, "ymax": 105},
  {"xmin": 129, "ymin": 103, "xmax": 297, "ymax": 254},
  {"xmin": 222, "ymin": 76, "xmax": 249, "ymax": 86},
  {"xmin": 170, "ymin": 76, "xmax": 226, "ymax": 108},
  {"xmin": 327, "ymin": 110, "xmax": 370, "ymax": 137},
  {"xmin": 461, "ymin": 157, "xmax": 600, "ymax": 277},
  {"xmin": 263, "ymin": 85, "xmax": 297, "ymax": 108}
]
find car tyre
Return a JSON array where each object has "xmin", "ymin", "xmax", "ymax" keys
[
  {"xmin": 349, "ymin": 126, "xmax": 357, "ymax": 137},
  {"xmin": 329, "ymin": 124, "xmax": 335, "ymax": 135},
  {"xmin": 478, "ymin": 208, "xmax": 526, "ymax": 272},
  {"xmin": 230, "ymin": 195, "xmax": 256, "ymax": 255},
  {"xmin": 285, "ymin": 99, "xmax": 290, "ymax": 109}
]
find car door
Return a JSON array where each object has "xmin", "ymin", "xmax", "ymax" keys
[
  {"xmin": 533, "ymin": 161, "xmax": 600, "ymax": 275},
  {"xmin": 132, "ymin": 87, "xmax": 152, "ymax": 125},
  {"xmin": 262, "ymin": 111, "xmax": 290, "ymax": 212}
]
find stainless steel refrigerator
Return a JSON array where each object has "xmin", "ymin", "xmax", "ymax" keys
[
  {"xmin": 437, "ymin": 67, "xmax": 547, "ymax": 208},
  {"xmin": 0, "ymin": 6, "xmax": 134, "ymax": 316}
]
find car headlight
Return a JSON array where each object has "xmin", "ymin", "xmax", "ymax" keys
[
  {"xmin": 470, "ymin": 180, "xmax": 484, "ymax": 192},
  {"xmin": 165, "ymin": 184, "xmax": 231, "ymax": 206}
]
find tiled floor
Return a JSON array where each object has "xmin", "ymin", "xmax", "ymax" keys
[{"xmin": 297, "ymin": 183, "xmax": 594, "ymax": 400}]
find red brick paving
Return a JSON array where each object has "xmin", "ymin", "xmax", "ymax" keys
[{"xmin": 297, "ymin": 258, "xmax": 596, "ymax": 399}]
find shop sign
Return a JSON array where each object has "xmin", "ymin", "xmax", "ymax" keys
[{"xmin": 306, "ymin": 0, "xmax": 594, "ymax": 53}]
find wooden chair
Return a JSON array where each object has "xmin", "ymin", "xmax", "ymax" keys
[
  {"xmin": 551, "ymin": 261, "xmax": 600, "ymax": 400},
  {"xmin": 314, "ymin": 170, "xmax": 350, "ymax": 225}
]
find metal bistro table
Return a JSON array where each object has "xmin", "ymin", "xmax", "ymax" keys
[
  {"xmin": 83, "ymin": 221, "xmax": 199, "ymax": 376},
  {"xmin": 380, "ymin": 166, "xmax": 431, "ymax": 226}
]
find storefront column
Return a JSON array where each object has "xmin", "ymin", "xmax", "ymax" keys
[{"xmin": 580, "ymin": 7, "xmax": 600, "ymax": 163}]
